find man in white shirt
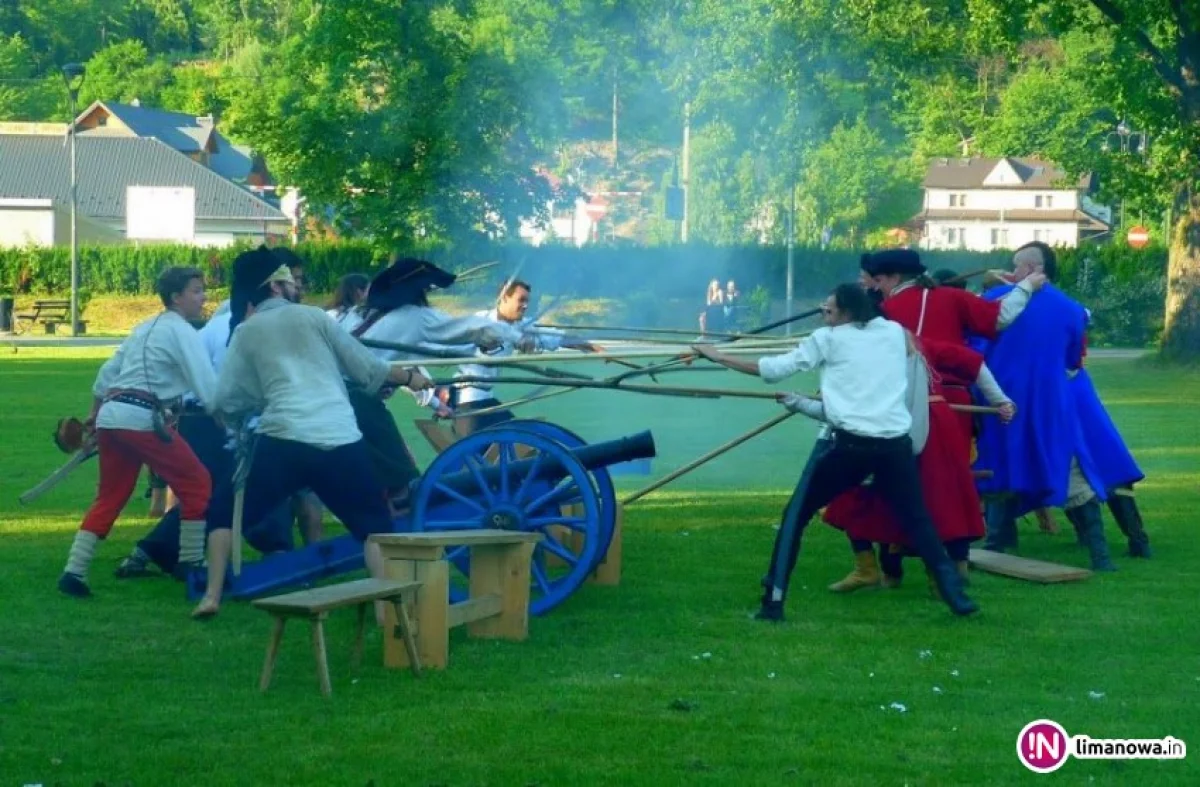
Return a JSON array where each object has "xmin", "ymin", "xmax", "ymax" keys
[
  {"xmin": 193, "ymin": 248, "xmax": 432, "ymax": 619},
  {"xmin": 692, "ymin": 283, "xmax": 978, "ymax": 621},
  {"xmin": 59, "ymin": 267, "xmax": 218, "ymax": 598},
  {"xmin": 342, "ymin": 257, "xmax": 525, "ymax": 509},
  {"xmin": 451, "ymin": 279, "xmax": 598, "ymax": 436}
]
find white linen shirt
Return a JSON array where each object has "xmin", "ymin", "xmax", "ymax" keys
[
  {"xmin": 348, "ymin": 305, "xmax": 522, "ymax": 363},
  {"xmin": 455, "ymin": 309, "xmax": 565, "ymax": 404},
  {"xmin": 213, "ymin": 299, "xmax": 392, "ymax": 450},
  {"xmin": 759, "ymin": 317, "xmax": 912, "ymax": 439},
  {"xmin": 93, "ymin": 310, "xmax": 216, "ymax": 432}
]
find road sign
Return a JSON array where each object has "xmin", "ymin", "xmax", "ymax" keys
[{"xmin": 1127, "ymin": 225, "xmax": 1150, "ymax": 248}]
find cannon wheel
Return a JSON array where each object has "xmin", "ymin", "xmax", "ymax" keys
[
  {"xmin": 487, "ymin": 419, "xmax": 617, "ymax": 570},
  {"xmin": 410, "ymin": 427, "xmax": 603, "ymax": 616}
]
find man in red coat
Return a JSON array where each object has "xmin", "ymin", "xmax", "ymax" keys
[
  {"xmin": 821, "ymin": 336, "xmax": 1015, "ymax": 591},
  {"xmin": 860, "ymin": 249, "xmax": 1044, "ymax": 439}
]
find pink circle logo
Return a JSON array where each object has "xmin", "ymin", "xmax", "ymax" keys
[{"xmin": 1017, "ymin": 719, "xmax": 1070, "ymax": 773}]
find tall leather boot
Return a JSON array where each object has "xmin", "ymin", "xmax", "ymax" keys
[
  {"xmin": 1106, "ymin": 487, "xmax": 1152, "ymax": 558},
  {"xmin": 982, "ymin": 497, "xmax": 1017, "ymax": 552},
  {"xmin": 828, "ymin": 549, "xmax": 882, "ymax": 593},
  {"xmin": 879, "ymin": 544, "xmax": 904, "ymax": 588},
  {"xmin": 925, "ymin": 559, "xmax": 979, "ymax": 617},
  {"xmin": 1069, "ymin": 499, "xmax": 1117, "ymax": 572},
  {"xmin": 1063, "ymin": 506, "xmax": 1087, "ymax": 547}
]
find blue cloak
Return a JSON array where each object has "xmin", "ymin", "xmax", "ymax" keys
[
  {"xmin": 1069, "ymin": 367, "xmax": 1144, "ymax": 490},
  {"xmin": 972, "ymin": 284, "xmax": 1106, "ymax": 514}
]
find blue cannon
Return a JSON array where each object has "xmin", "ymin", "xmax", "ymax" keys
[{"xmin": 187, "ymin": 421, "xmax": 655, "ymax": 616}]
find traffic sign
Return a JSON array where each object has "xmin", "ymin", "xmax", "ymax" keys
[{"xmin": 1127, "ymin": 225, "xmax": 1150, "ymax": 248}]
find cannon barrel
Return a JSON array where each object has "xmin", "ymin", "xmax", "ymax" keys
[{"xmin": 427, "ymin": 430, "xmax": 656, "ymax": 503}]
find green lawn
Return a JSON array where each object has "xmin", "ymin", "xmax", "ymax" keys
[{"xmin": 1, "ymin": 349, "xmax": 1197, "ymax": 786}]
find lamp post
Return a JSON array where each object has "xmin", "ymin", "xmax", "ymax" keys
[
  {"xmin": 62, "ymin": 63, "xmax": 86, "ymax": 336},
  {"xmin": 1102, "ymin": 118, "xmax": 1149, "ymax": 231}
]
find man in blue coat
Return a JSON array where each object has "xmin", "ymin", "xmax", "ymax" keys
[{"xmin": 972, "ymin": 242, "xmax": 1117, "ymax": 571}]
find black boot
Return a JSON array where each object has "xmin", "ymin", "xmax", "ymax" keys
[
  {"xmin": 1063, "ymin": 507, "xmax": 1087, "ymax": 547},
  {"xmin": 925, "ymin": 560, "xmax": 979, "ymax": 617},
  {"xmin": 1070, "ymin": 499, "xmax": 1117, "ymax": 572},
  {"xmin": 983, "ymin": 497, "xmax": 1017, "ymax": 552},
  {"xmin": 1106, "ymin": 488, "xmax": 1152, "ymax": 558}
]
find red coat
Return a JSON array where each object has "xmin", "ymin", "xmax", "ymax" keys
[
  {"xmin": 881, "ymin": 285, "xmax": 997, "ymax": 438},
  {"xmin": 822, "ymin": 340, "xmax": 986, "ymax": 545}
]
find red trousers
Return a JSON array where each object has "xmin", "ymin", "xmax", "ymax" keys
[{"xmin": 80, "ymin": 428, "xmax": 211, "ymax": 538}]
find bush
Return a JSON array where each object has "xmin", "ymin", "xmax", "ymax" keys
[{"xmin": 0, "ymin": 240, "xmax": 1167, "ymax": 346}]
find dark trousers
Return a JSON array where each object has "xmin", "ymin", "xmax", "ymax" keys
[
  {"xmin": 452, "ymin": 397, "xmax": 514, "ymax": 438},
  {"xmin": 766, "ymin": 431, "xmax": 953, "ymax": 599},
  {"xmin": 137, "ymin": 415, "xmax": 293, "ymax": 571},
  {"xmin": 207, "ymin": 435, "xmax": 393, "ymax": 542},
  {"xmin": 347, "ymin": 387, "xmax": 421, "ymax": 495}
]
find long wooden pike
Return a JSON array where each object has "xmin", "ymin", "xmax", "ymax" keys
[
  {"xmin": 535, "ymin": 322, "xmax": 773, "ymax": 342},
  {"xmin": 605, "ymin": 306, "xmax": 824, "ymax": 384},
  {"xmin": 19, "ymin": 445, "xmax": 97, "ymax": 505},
  {"xmin": 622, "ymin": 411, "xmax": 797, "ymax": 506},
  {"xmin": 371, "ymin": 342, "xmax": 778, "ymax": 370}
]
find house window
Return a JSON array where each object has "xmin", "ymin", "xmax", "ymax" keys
[
  {"xmin": 1034, "ymin": 229, "xmax": 1049, "ymax": 242},
  {"xmin": 1045, "ymin": 194, "xmax": 1053, "ymax": 208},
  {"xmin": 990, "ymin": 228, "xmax": 1009, "ymax": 247},
  {"xmin": 1035, "ymin": 195, "xmax": 1043, "ymax": 208},
  {"xmin": 958, "ymin": 227, "xmax": 967, "ymax": 248},
  {"xmin": 945, "ymin": 227, "xmax": 957, "ymax": 244},
  {"xmin": 1035, "ymin": 194, "xmax": 1055, "ymax": 209},
  {"xmin": 949, "ymin": 193, "xmax": 967, "ymax": 207}
]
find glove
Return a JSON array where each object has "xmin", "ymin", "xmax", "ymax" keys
[{"xmin": 53, "ymin": 417, "xmax": 87, "ymax": 453}]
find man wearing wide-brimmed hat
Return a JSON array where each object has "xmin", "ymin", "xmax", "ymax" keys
[
  {"xmin": 339, "ymin": 255, "xmax": 527, "ymax": 508},
  {"xmin": 191, "ymin": 246, "xmax": 431, "ymax": 619}
]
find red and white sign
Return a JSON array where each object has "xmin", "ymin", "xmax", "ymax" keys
[
  {"xmin": 1127, "ymin": 225, "xmax": 1150, "ymax": 248},
  {"xmin": 585, "ymin": 196, "xmax": 609, "ymax": 223}
]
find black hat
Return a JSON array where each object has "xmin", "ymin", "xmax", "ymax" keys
[
  {"xmin": 932, "ymin": 268, "xmax": 966, "ymax": 289},
  {"xmin": 229, "ymin": 245, "xmax": 294, "ymax": 334},
  {"xmin": 860, "ymin": 248, "xmax": 925, "ymax": 277},
  {"xmin": 365, "ymin": 257, "xmax": 456, "ymax": 312},
  {"xmin": 270, "ymin": 246, "xmax": 305, "ymax": 270}
]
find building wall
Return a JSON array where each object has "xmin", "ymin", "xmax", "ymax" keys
[
  {"xmin": 925, "ymin": 188, "xmax": 1080, "ymax": 211},
  {"xmin": 921, "ymin": 220, "xmax": 1081, "ymax": 252},
  {"xmin": 0, "ymin": 207, "xmax": 54, "ymax": 247}
]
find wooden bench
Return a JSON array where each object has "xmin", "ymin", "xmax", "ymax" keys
[
  {"xmin": 371, "ymin": 530, "xmax": 543, "ymax": 671},
  {"xmin": 14, "ymin": 299, "xmax": 73, "ymax": 334},
  {"xmin": 251, "ymin": 577, "xmax": 422, "ymax": 697}
]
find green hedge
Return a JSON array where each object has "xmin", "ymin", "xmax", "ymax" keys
[{"xmin": 0, "ymin": 240, "xmax": 1168, "ymax": 346}]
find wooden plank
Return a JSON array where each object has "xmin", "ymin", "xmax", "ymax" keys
[
  {"xmin": 469, "ymin": 541, "xmax": 535, "ymax": 640},
  {"xmin": 968, "ymin": 549, "xmax": 1092, "ymax": 583},
  {"xmin": 590, "ymin": 502, "xmax": 623, "ymax": 586},
  {"xmin": 414, "ymin": 419, "xmax": 458, "ymax": 454},
  {"xmin": 447, "ymin": 594, "xmax": 503, "ymax": 628},
  {"xmin": 251, "ymin": 578, "xmax": 421, "ymax": 615},
  {"xmin": 372, "ymin": 529, "xmax": 543, "ymax": 548}
]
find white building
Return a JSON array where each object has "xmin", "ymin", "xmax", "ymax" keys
[{"xmin": 913, "ymin": 157, "xmax": 1110, "ymax": 251}]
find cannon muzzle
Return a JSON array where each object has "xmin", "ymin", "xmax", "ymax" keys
[{"xmin": 427, "ymin": 430, "xmax": 656, "ymax": 503}]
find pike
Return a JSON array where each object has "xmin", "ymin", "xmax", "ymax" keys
[
  {"xmin": 605, "ymin": 306, "xmax": 826, "ymax": 384},
  {"xmin": 365, "ymin": 342, "xmax": 781, "ymax": 370},
  {"xmin": 360, "ymin": 337, "xmax": 594, "ymax": 380},
  {"xmin": 19, "ymin": 445, "xmax": 97, "ymax": 505}
]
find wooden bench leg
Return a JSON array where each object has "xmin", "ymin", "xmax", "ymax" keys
[
  {"xmin": 352, "ymin": 603, "xmax": 367, "ymax": 674},
  {"xmin": 468, "ymin": 542, "xmax": 534, "ymax": 640},
  {"xmin": 392, "ymin": 598, "xmax": 422, "ymax": 677},
  {"xmin": 260, "ymin": 616, "xmax": 287, "ymax": 693},
  {"xmin": 311, "ymin": 614, "xmax": 332, "ymax": 698}
]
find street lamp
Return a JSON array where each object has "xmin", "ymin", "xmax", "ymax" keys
[
  {"xmin": 62, "ymin": 62, "xmax": 86, "ymax": 336},
  {"xmin": 1102, "ymin": 118, "xmax": 1149, "ymax": 230}
]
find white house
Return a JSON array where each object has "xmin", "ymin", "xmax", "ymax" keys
[{"xmin": 912, "ymin": 157, "xmax": 1110, "ymax": 252}]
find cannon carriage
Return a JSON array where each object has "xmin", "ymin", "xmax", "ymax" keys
[{"xmin": 186, "ymin": 421, "xmax": 654, "ymax": 616}]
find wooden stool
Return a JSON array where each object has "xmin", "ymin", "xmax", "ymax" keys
[
  {"xmin": 252, "ymin": 578, "xmax": 422, "ymax": 697},
  {"xmin": 371, "ymin": 530, "xmax": 543, "ymax": 671}
]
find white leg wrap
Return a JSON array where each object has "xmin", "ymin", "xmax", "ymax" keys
[
  {"xmin": 65, "ymin": 531, "xmax": 100, "ymax": 579},
  {"xmin": 179, "ymin": 519, "xmax": 207, "ymax": 565}
]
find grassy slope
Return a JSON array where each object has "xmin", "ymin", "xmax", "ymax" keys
[{"xmin": 0, "ymin": 350, "xmax": 1197, "ymax": 786}]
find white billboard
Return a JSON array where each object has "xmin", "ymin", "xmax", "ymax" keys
[{"xmin": 126, "ymin": 186, "xmax": 196, "ymax": 242}]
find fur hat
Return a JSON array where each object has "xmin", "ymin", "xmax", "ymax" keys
[
  {"xmin": 365, "ymin": 257, "xmax": 456, "ymax": 312},
  {"xmin": 229, "ymin": 246, "xmax": 293, "ymax": 333},
  {"xmin": 860, "ymin": 248, "xmax": 926, "ymax": 277}
]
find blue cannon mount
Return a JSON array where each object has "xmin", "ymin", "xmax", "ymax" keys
[{"xmin": 187, "ymin": 422, "xmax": 655, "ymax": 616}]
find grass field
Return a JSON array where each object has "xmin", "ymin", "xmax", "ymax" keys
[{"xmin": 1, "ymin": 348, "xmax": 1197, "ymax": 786}]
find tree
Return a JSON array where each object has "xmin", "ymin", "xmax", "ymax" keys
[
  {"xmin": 78, "ymin": 39, "xmax": 173, "ymax": 107},
  {"xmin": 830, "ymin": 0, "xmax": 1200, "ymax": 359}
]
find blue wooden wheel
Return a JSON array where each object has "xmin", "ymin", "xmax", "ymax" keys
[
  {"xmin": 410, "ymin": 428, "xmax": 602, "ymax": 616},
  {"xmin": 488, "ymin": 419, "xmax": 617, "ymax": 571}
]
